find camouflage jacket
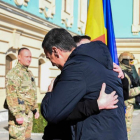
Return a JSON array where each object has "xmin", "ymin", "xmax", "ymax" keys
[
  {"xmin": 6, "ymin": 63, "xmax": 38, "ymax": 119},
  {"xmin": 120, "ymin": 63, "xmax": 140, "ymax": 105}
]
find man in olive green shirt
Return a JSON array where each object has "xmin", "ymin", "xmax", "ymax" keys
[{"xmin": 6, "ymin": 48, "xmax": 39, "ymax": 140}]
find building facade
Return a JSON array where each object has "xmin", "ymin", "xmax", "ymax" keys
[
  {"xmin": 111, "ymin": 0, "xmax": 140, "ymax": 71},
  {"xmin": 0, "ymin": 0, "xmax": 88, "ymax": 120},
  {"xmin": 0, "ymin": 0, "xmax": 140, "ymax": 120}
]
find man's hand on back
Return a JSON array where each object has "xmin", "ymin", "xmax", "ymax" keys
[
  {"xmin": 97, "ymin": 83, "xmax": 118, "ymax": 110},
  {"xmin": 113, "ymin": 63, "xmax": 124, "ymax": 79},
  {"xmin": 48, "ymin": 78, "xmax": 55, "ymax": 92}
]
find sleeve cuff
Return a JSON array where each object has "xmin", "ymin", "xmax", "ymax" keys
[
  {"xmin": 32, "ymin": 109, "xmax": 37, "ymax": 115},
  {"xmin": 89, "ymin": 99, "xmax": 100, "ymax": 113}
]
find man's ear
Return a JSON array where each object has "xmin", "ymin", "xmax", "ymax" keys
[
  {"xmin": 18, "ymin": 55, "xmax": 21, "ymax": 61},
  {"xmin": 52, "ymin": 46, "xmax": 59, "ymax": 58}
]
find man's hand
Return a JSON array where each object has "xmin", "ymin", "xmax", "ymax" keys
[
  {"xmin": 97, "ymin": 83, "xmax": 118, "ymax": 110},
  {"xmin": 16, "ymin": 117, "xmax": 24, "ymax": 124},
  {"xmin": 113, "ymin": 63, "xmax": 124, "ymax": 79},
  {"xmin": 34, "ymin": 112, "xmax": 39, "ymax": 119},
  {"xmin": 48, "ymin": 78, "xmax": 55, "ymax": 92}
]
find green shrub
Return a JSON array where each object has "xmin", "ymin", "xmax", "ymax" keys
[{"xmin": 32, "ymin": 103, "xmax": 47, "ymax": 133}]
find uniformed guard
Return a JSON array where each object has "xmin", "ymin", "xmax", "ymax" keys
[
  {"xmin": 6, "ymin": 48, "xmax": 39, "ymax": 140},
  {"xmin": 119, "ymin": 51, "xmax": 140, "ymax": 140}
]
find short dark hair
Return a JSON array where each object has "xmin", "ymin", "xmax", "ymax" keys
[
  {"xmin": 42, "ymin": 28, "xmax": 77, "ymax": 54},
  {"xmin": 18, "ymin": 47, "xmax": 30, "ymax": 55},
  {"xmin": 73, "ymin": 35, "xmax": 91, "ymax": 44}
]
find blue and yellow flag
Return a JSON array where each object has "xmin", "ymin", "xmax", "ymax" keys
[{"xmin": 85, "ymin": 0, "xmax": 119, "ymax": 65}]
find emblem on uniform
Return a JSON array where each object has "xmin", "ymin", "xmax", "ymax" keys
[{"xmin": 31, "ymin": 77, "xmax": 34, "ymax": 82}]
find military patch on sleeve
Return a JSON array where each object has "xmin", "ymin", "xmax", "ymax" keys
[{"xmin": 31, "ymin": 77, "xmax": 34, "ymax": 82}]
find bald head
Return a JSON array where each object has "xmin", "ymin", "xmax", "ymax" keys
[
  {"xmin": 18, "ymin": 48, "xmax": 32, "ymax": 67},
  {"xmin": 18, "ymin": 48, "xmax": 30, "ymax": 55}
]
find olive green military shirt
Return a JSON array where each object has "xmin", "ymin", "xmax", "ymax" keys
[
  {"xmin": 6, "ymin": 63, "xmax": 38, "ymax": 119},
  {"xmin": 120, "ymin": 63, "xmax": 140, "ymax": 105}
]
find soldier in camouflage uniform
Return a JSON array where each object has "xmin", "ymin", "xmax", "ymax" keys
[
  {"xmin": 119, "ymin": 52, "xmax": 140, "ymax": 140},
  {"xmin": 6, "ymin": 48, "xmax": 39, "ymax": 140}
]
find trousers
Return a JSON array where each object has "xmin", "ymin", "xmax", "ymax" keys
[
  {"xmin": 9, "ymin": 111, "xmax": 33, "ymax": 140},
  {"xmin": 125, "ymin": 104, "xmax": 134, "ymax": 140}
]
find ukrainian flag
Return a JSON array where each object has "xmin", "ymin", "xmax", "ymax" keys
[{"xmin": 85, "ymin": 0, "xmax": 119, "ymax": 65}]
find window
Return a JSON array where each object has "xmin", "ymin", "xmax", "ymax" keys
[
  {"xmin": 132, "ymin": 0, "xmax": 140, "ymax": 35},
  {"xmin": 61, "ymin": 0, "xmax": 74, "ymax": 27},
  {"xmin": 38, "ymin": 58, "xmax": 60, "ymax": 93},
  {"xmin": 38, "ymin": 60, "xmax": 41, "ymax": 88},
  {"xmin": 6, "ymin": 55, "xmax": 12, "ymax": 75},
  {"xmin": 77, "ymin": 0, "xmax": 88, "ymax": 34}
]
